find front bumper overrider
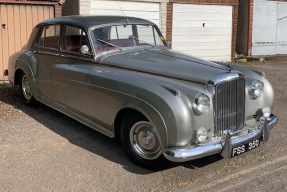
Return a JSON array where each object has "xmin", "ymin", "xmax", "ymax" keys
[{"xmin": 163, "ymin": 114, "xmax": 278, "ymax": 163}]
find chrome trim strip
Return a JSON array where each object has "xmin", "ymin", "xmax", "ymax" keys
[
  {"xmin": 163, "ymin": 114, "xmax": 278, "ymax": 163},
  {"xmin": 208, "ymin": 71, "xmax": 244, "ymax": 86}
]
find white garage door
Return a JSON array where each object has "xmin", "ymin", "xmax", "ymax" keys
[
  {"xmin": 90, "ymin": 0, "xmax": 160, "ymax": 28},
  {"xmin": 172, "ymin": 4, "xmax": 233, "ymax": 61},
  {"xmin": 252, "ymin": 1, "xmax": 287, "ymax": 55}
]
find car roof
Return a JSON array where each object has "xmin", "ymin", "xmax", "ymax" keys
[{"xmin": 36, "ymin": 15, "xmax": 155, "ymax": 29}]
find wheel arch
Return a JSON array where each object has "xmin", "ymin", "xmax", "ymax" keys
[
  {"xmin": 113, "ymin": 105, "xmax": 168, "ymax": 148},
  {"xmin": 14, "ymin": 68, "xmax": 24, "ymax": 86},
  {"xmin": 13, "ymin": 59, "xmax": 38, "ymax": 98}
]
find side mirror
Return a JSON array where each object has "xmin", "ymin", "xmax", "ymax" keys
[{"xmin": 80, "ymin": 45, "xmax": 90, "ymax": 55}]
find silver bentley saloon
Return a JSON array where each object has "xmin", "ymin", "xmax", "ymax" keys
[{"xmin": 4, "ymin": 15, "xmax": 278, "ymax": 168}]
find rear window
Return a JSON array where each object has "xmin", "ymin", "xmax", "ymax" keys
[{"xmin": 38, "ymin": 25, "xmax": 60, "ymax": 49}]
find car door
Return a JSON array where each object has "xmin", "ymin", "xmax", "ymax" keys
[
  {"xmin": 35, "ymin": 24, "xmax": 61, "ymax": 99},
  {"xmin": 52, "ymin": 25, "xmax": 93, "ymax": 115}
]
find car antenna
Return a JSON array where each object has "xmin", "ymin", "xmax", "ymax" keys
[{"xmin": 116, "ymin": 1, "xmax": 129, "ymax": 23}]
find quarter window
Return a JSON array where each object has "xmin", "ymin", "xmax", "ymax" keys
[{"xmin": 38, "ymin": 25, "xmax": 60, "ymax": 49}]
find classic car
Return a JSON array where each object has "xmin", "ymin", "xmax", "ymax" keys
[{"xmin": 4, "ymin": 15, "xmax": 278, "ymax": 168}]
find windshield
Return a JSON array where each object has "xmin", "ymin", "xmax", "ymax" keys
[{"xmin": 91, "ymin": 24, "xmax": 165, "ymax": 54}]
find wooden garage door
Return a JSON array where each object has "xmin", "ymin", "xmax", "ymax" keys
[
  {"xmin": 89, "ymin": 0, "xmax": 160, "ymax": 27},
  {"xmin": 0, "ymin": 4, "xmax": 54, "ymax": 80},
  {"xmin": 172, "ymin": 4, "xmax": 233, "ymax": 61}
]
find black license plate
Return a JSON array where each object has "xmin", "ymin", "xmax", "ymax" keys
[{"xmin": 231, "ymin": 139, "xmax": 260, "ymax": 157}]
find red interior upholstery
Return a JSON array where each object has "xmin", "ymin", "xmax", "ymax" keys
[{"xmin": 65, "ymin": 35, "xmax": 85, "ymax": 52}]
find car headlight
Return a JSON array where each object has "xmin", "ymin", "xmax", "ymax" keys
[
  {"xmin": 193, "ymin": 93, "xmax": 210, "ymax": 115},
  {"xmin": 250, "ymin": 80, "xmax": 264, "ymax": 99}
]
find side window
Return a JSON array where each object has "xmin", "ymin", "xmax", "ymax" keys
[
  {"xmin": 38, "ymin": 25, "xmax": 60, "ymax": 49},
  {"xmin": 63, "ymin": 25, "xmax": 91, "ymax": 55}
]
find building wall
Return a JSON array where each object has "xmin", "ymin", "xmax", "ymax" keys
[
  {"xmin": 0, "ymin": 1, "xmax": 61, "ymax": 80},
  {"xmin": 248, "ymin": 0, "xmax": 254, "ymax": 55},
  {"xmin": 251, "ymin": 0, "xmax": 287, "ymax": 55},
  {"xmin": 79, "ymin": 0, "xmax": 91, "ymax": 15},
  {"xmin": 62, "ymin": 0, "xmax": 79, "ymax": 16},
  {"xmin": 167, "ymin": 0, "xmax": 239, "ymax": 60},
  {"xmin": 77, "ymin": 0, "xmax": 168, "ymax": 37},
  {"xmin": 236, "ymin": 0, "xmax": 249, "ymax": 55},
  {"xmin": 64, "ymin": 0, "xmax": 239, "ymax": 60}
]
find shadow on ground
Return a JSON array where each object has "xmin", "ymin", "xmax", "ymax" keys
[{"xmin": 0, "ymin": 85, "xmax": 222, "ymax": 173}]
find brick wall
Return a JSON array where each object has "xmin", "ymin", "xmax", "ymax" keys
[
  {"xmin": 248, "ymin": 0, "xmax": 254, "ymax": 55},
  {"xmin": 55, "ymin": 4, "xmax": 62, "ymax": 17},
  {"xmin": 166, "ymin": 3, "xmax": 172, "ymax": 45},
  {"xmin": 236, "ymin": 0, "xmax": 249, "ymax": 55},
  {"xmin": 232, "ymin": 4, "xmax": 239, "ymax": 59}
]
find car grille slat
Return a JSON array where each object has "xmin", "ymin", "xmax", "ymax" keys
[{"xmin": 214, "ymin": 78, "xmax": 245, "ymax": 136}]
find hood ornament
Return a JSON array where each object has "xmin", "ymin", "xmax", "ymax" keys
[{"xmin": 226, "ymin": 64, "xmax": 233, "ymax": 72}]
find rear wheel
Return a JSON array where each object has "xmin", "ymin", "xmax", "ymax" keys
[
  {"xmin": 20, "ymin": 72, "xmax": 35, "ymax": 105},
  {"xmin": 120, "ymin": 112, "xmax": 165, "ymax": 169}
]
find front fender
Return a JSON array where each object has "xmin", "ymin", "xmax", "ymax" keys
[
  {"xmin": 230, "ymin": 64, "xmax": 275, "ymax": 116},
  {"xmin": 112, "ymin": 75, "xmax": 203, "ymax": 148}
]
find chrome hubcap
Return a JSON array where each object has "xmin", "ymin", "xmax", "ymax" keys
[
  {"xmin": 130, "ymin": 121, "xmax": 161, "ymax": 160},
  {"xmin": 22, "ymin": 75, "xmax": 32, "ymax": 100}
]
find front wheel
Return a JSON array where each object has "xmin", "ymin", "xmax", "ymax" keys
[
  {"xmin": 20, "ymin": 72, "xmax": 35, "ymax": 105},
  {"xmin": 120, "ymin": 112, "xmax": 166, "ymax": 169}
]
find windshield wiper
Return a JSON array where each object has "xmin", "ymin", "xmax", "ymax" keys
[
  {"xmin": 96, "ymin": 39, "xmax": 122, "ymax": 50},
  {"xmin": 129, "ymin": 35, "xmax": 154, "ymax": 47}
]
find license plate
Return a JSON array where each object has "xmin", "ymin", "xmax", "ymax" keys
[{"xmin": 231, "ymin": 139, "xmax": 260, "ymax": 157}]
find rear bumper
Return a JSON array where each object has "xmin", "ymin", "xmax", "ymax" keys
[{"xmin": 163, "ymin": 114, "xmax": 278, "ymax": 163}]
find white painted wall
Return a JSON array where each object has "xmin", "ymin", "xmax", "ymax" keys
[
  {"xmin": 172, "ymin": 4, "xmax": 233, "ymax": 61},
  {"xmin": 276, "ymin": 2, "xmax": 287, "ymax": 54},
  {"xmin": 252, "ymin": 0, "xmax": 287, "ymax": 55},
  {"xmin": 79, "ymin": 0, "xmax": 168, "ymax": 37},
  {"xmin": 90, "ymin": 0, "xmax": 160, "ymax": 26}
]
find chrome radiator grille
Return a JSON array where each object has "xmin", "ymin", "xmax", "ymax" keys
[{"xmin": 214, "ymin": 78, "xmax": 245, "ymax": 136}]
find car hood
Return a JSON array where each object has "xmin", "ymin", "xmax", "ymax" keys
[{"xmin": 99, "ymin": 47, "xmax": 230, "ymax": 85}]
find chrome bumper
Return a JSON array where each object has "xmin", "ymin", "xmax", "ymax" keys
[{"xmin": 163, "ymin": 114, "xmax": 278, "ymax": 163}]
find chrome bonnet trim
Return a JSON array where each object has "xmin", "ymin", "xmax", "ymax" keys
[
  {"xmin": 163, "ymin": 114, "xmax": 278, "ymax": 163},
  {"xmin": 208, "ymin": 71, "xmax": 244, "ymax": 86}
]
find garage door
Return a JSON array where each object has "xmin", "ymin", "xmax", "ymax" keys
[
  {"xmin": 0, "ymin": 4, "xmax": 54, "ymax": 80},
  {"xmin": 172, "ymin": 4, "xmax": 233, "ymax": 61},
  {"xmin": 252, "ymin": 1, "xmax": 287, "ymax": 55},
  {"xmin": 90, "ymin": 0, "xmax": 160, "ymax": 28}
]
